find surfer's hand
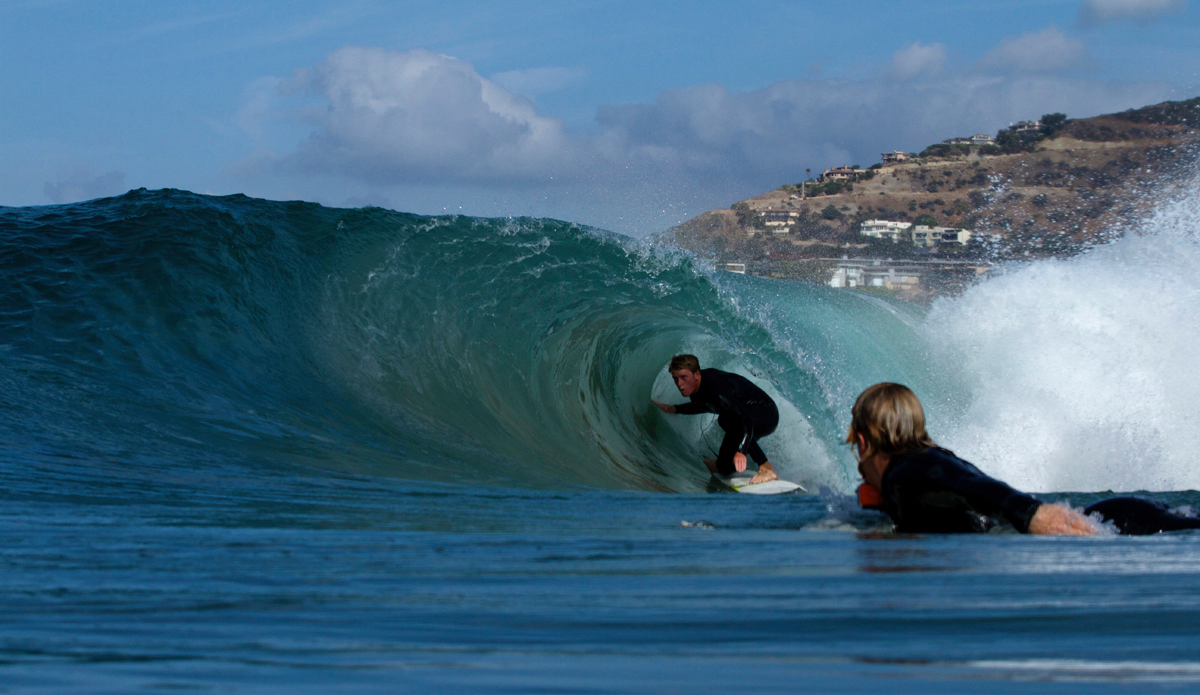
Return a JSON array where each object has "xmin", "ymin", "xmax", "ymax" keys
[
  {"xmin": 733, "ymin": 452, "xmax": 747, "ymax": 473},
  {"xmin": 1028, "ymin": 503, "xmax": 1097, "ymax": 536},
  {"xmin": 652, "ymin": 400, "xmax": 676, "ymax": 414}
]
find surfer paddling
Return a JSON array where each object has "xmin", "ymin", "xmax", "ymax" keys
[
  {"xmin": 850, "ymin": 382, "xmax": 1200, "ymax": 535},
  {"xmin": 652, "ymin": 354, "xmax": 779, "ymax": 485}
]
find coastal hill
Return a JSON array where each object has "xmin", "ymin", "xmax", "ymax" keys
[{"xmin": 667, "ymin": 97, "xmax": 1200, "ymax": 289}]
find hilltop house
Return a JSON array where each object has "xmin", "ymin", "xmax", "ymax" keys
[
  {"xmin": 859, "ymin": 219, "xmax": 912, "ymax": 242},
  {"xmin": 911, "ymin": 225, "xmax": 972, "ymax": 247},
  {"xmin": 881, "ymin": 150, "xmax": 912, "ymax": 163},
  {"xmin": 943, "ymin": 133, "xmax": 995, "ymax": 146},
  {"xmin": 1010, "ymin": 120, "xmax": 1042, "ymax": 132},
  {"xmin": 818, "ymin": 165, "xmax": 859, "ymax": 182},
  {"xmin": 760, "ymin": 208, "xmax": 800, "ymax": 234},
  {"xmin": 862, "ymin": 220, "xmax": 972, "ymax": 246}
]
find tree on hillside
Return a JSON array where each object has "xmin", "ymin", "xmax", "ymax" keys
[
  {"xmin": 915, "ymin": 215, "xmax": 937, "ymax": 227},
  {"xmin": 1041, "ymin": 113, "xmax": 1067, "ymax": 135},
  {"xmin": 821, "ymin": 205, "xmax": 842, "ymax": 220},
  {"xmin": 731, "ymin": 202, "xmax": 763, "ymax": 230},
  {"xmin": 996, "ymin": 127, "xmax": 1044, "ymax": 154}
]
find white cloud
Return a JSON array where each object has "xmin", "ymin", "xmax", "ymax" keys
[
  {"xmin": 43, "ymin": 169, "xmax": 126, "ymax": 204},
  {"xmin": 267, "ymin": 46, "xmax": 575, "ymax": 184},
  {"xmin": 490, "ymin": 67, "xmax": 586, "ymax": 97},
  {"xmin": 888, "ymin": 41, "xmax": 947, "ymax": 81},
  {"xmin": 243, "ymin": 45, "xmax": 1173, "ymax": 235},
  {"xmin": 594, "ymin": 74, "xmax": 1168, "ymax": 184},
  {"xmin": 978, "ymin": 27, "xmax": 1090, "ymax": 74},
  {"xmin": 1079, "ymin": 0, "xmax": 1187, "ymax": 26}
]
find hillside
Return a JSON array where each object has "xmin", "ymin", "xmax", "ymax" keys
[{"xmin": 668, "ymin": 98, "xmax": 1200, "ymax": 291}]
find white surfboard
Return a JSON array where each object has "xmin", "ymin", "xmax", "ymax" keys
[{"xmin": 714, "ymin": 474, "xmax": 806, "ymax": 495}]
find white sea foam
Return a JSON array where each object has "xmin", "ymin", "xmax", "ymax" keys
[{"xmin": 927, "ymin": 177, "xmax": 1200, "ymax": 492}]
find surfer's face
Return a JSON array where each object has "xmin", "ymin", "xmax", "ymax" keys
[{"xmin": 671, "ymin": 369, "xmax": 701, "ymax": 397}]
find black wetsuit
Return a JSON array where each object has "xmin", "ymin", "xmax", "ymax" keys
[
  {"xmin": 880, "ymin": 447, "xmax": 1200, "ymax": 535},
  {"xmin": 673, "ymin": 368, "xmax": 778, "ymax": 476},
  {"xmin": 881, "ymin": 446, "xmax": 1042, "ymax": 533}
]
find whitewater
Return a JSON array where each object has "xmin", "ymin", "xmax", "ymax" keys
[{"xmin": 2, "ymin": 186, "xmax": 1200, "ymax": 693}]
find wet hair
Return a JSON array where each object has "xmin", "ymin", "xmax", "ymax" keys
[
  {"xmin": 845, "ymin": 382, "xmax": 935, "ymax": 461},
  {"xmin": 668, "ymin": 354, "xmax": 701, "ymax": 373}
]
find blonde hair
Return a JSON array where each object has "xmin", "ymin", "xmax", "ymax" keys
[
  {"xmin": 669, "ymin": 354, "xmax": 700, "ymax": 373},
  {"xmin": 845, "ymin": 383, "xmax": 935, "ymax": 461}
]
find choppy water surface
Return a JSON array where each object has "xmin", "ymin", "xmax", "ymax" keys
[{"xmin": 2, "ymin": 188, "xmax": 1200, "ymax": 692}]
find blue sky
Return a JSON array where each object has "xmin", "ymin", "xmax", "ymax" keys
[{"xmin": 2, "ymin": 0, "xmax": 1198, "ymax": 235}]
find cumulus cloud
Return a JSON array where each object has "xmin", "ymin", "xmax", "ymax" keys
[
  {"xmin": 244, "ymin": 44, "xmax": 1173, "ymax": 234},
  {"xmin": 888, "ymin": 41, "xmax": 946, "ymax": 81},
  {"xmin": 978, "ymin": 27, "xmax": 1089, "ymax": 74},
  {"xmin": 43, "ymin": 169, "xmax": 126, "ymax": 204},
  {"xmin": 490, "ymin": 67, "xmax": 586, "ymax": 97},
  {"xmin": 271, "ymin": 46, "xmax": 575, "ymax": 184},
  {"xmin": 595, "ymin": 75, "xmax": 1167, "ymax": 185},
  {"xmin": 1079, "ymin": 0, "xmax": 1187, "ymax": 26}
]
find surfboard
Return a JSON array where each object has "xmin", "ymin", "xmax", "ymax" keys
[{"xmin": 713, "ymin": 474, "xmax": 806, "ymax": 495}]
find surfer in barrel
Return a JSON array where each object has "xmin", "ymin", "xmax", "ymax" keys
[
  {"xmin": 652, "ymin": 354, "xmax": 779, "ymax": 485},
  {"xmin": 849, "ymin": 382, "xmax": 1200, "ymax": 535}
]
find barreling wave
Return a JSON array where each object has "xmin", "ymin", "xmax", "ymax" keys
[
  {"xmin": 6, "ymin": 182, "xmax": 1197, "ymax": 498},
  {"xmin": 1, "ymin": 189, "xmax": 933, "ymax": 496}
]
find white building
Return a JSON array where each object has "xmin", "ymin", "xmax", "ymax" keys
[
  {"xmin": 828, "ymin": 260, "xmax": 921, "ymax": 289},
  {"xmin": 912, "ymin": 225, "xmax": 972, "ymax": 247},
  {"xmin": 760, "ymin": 208, "xmax": 799, "ymax": 235},
  {"xmin": 943, "ymin": 133, "xmax": 995, "ymax": 146},
  {"xmin": 859, "ymin": 219, "xmax": 913, "ymax": 242}
]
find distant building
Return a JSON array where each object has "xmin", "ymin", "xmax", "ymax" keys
[
  {"xmin": 912, "ymin": 225, "xmax": 972, "ymax": 247},
  {"xmin": 828, "ymin": 259, "xmax": 921, "ymax": 289},
  {"xmin": 724, "ymin": 263, "xmax": 746, "ymax": 274},
  {"xmin": 943, "ymin": 133, "xmax": 994, "ymax": 146},
  {"xmin": 818, "ymin": 165, "xmax": 859, "ymax": 182},
  {"xmin": 859, "ymin": 219, "xmax": 913, "ymax": 242},
  {"xmin": 759, "ymin": 208, "xmax": 799, "ymax": 231},
  {"xmin": 829, "ymin": 258, "xmax": 991, "ymax": 290},
  {"xmin": 881, "ymin": 150, "xmax": 912, "ymax": 163},
  {"xmin": 1010, "ymin": 120, "xmax": 1043, "ymax": 133}
]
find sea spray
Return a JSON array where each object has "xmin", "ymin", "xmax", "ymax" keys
[{"xmin": 927, "ymin": 177, "xmax": 1200, "ymax": 492}]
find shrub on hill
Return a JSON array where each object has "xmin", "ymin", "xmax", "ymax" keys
[
  {"xmin": 1042, "ymin": 113, "xmax": 1068, "ymax": 135},
  {"xmin": 1114, "ymin": 97, "xmax": 1200, "ymax": 127},
  {"xmin": 919, "ymin": 143, "xmax": 970, "ymax": 159}
]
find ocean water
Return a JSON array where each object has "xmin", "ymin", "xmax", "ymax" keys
[{"xmin": 3, "ymin": 188, "xmax": 1200, "ymax": 693}]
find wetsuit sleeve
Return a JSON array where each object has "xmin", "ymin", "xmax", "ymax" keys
[
  {"xmin": 938, "ymin": 461, "xmax": 1043, "ymax": 533},
  {"xmin": 672, "ymin": 401, "xmax": 708, "ymax": 415}
]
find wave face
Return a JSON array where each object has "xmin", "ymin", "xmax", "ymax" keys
[
  {"xmin": 3, "ymin": 185, "xmax": 1198, "ymax": 497},
  {"xmin": 0, "ymin": 190, "xmax": 929, "ymax": 496}
]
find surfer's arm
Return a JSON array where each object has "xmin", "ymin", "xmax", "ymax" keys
[
  {"xmin": 1027, "ymin": 503, "xmax": 1096, "ymax": 536},
  {"xmin": 671, "ymin": 401, "xmax": 707, "ymax": 415},
  {"xmin": 652, "ymin": 399, "xmax": 677, "ymax": 414},
  {"xmin": 933, "ymin": 456, "xmax": 1047, "ymax": 533}
]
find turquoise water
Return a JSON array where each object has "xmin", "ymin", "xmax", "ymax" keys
[{"xmin": 2, "ymin": 189, "xmax": 1199, "ymax": 692}]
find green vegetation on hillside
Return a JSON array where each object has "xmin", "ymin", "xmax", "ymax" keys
[{"xmin": 1114, "ymin": 97, "xmax": 1200, "ymax": 127}]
